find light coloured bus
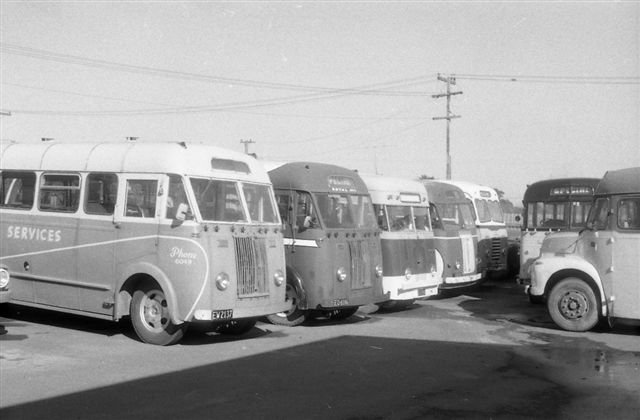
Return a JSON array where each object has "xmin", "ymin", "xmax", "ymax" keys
[
  {"xmin": 360, "ymin": 174, "xmax": 441, "ymax": 306},
  {"xmin": 519, "ymin": 178, "xmax": 599, "ymax": 295},
  {"xmin": 529, "ymin": 167, "xmax": 640, "ymax": 331},
  {"xmin": 0, "ymin": 141, "xmax": 289, "ymax": 345},
  {"xmin": 441, "ymin": 180, "xmax": 508, "ymax": 278},
  {"xmin": 266, "ymin": 162, "xmax": 388, "ymax": 326},
  {"xmin": 423, "ymin": 181, "xmax": 482, "ymax": 289}
]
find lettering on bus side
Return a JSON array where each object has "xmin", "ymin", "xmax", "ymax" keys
[
  {"xmin": 169, "ymin": 246, "xmax": 197, "ymax": 265},
  {"xmin": 6, "ymin": 225, "xmax": 62, "ymax": 242}
]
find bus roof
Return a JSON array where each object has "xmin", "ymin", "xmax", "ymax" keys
[
  {"xmin": 596, "ymin": 167, "xmax": 640, "ymax": 196},
  {"xmin": 437, "ymin": 180, "xmax": 499, "ymax": 201},
  {"xmin": 422, "ymin": 180, "xmax": 468, "ymax": 204},
  {"xmin": 359, "ymin": 173, "xmax": 429, "ymax": 206},
  {"xmin": 523, "ymin": 178, "xmax": 600, "ymax": 202},
  {"xmin": 0, "ymin": 141, "xmax": 271, "ymax": 183},
  {"xmin": 266, "ymin": 161, "xmax": 369, "ymax": 194}
]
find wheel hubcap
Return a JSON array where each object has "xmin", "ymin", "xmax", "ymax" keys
[
  {"xmin": 559, "ymin": 291, "xmax": 589, "ymax": 319},
  {"xmin": 142, "ymin": 291, "xmax": 169, "ymax": 331}
]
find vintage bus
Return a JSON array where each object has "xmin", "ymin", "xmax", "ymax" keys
[
  {"xmin": 423, "ymin": 181, "xmax": 482, "ymax": 289},
  {"xmin": 266, "ymin": 162, "xmax": 388, "ymax": 326},
  {"xmin": 519, "ymin": 178, "xmax": 599, "ymax": 292},
  {"xmin": 441, "ymin": 181, "xmax": 508, "ymax": 278},
  {"xmin": 360, "ymin": 174, "xmax": 441, "ymax": 306},
  {"xmin": 0, "ymin": 141, "xmax": 289, "ymax": 345},
  {"xmin": 529, "ymin": 167, "xmax": 640, "ymax": 331}
]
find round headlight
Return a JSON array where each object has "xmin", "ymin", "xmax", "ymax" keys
[
  {"xmin": 215, "ymin": 272, "xmax": 230, "ymax": 291},
  {"xmin": 404, "ymin": 268, "xmax": 412, "ymax": 279},
  {"xmin": 0, "ymin": 269, "xmax": 9, "ymax": 289},
  {"xmin": 273, "ymin": 269, "xmax": 285, "ymax": 287},
  {"xmin": 336, "ymin": 267, "xmax": 347, "ymax": 282},
  {"xmin": 375, "ymin": 265, "xmax": 383, "ymax": 278}
]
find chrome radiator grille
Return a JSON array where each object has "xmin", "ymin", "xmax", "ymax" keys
[
  {"xmin": 234, "ymin": 237, "xmax": 268, "ymax": 297},
  {"xmin": 348, "ymin": 240, "xmax": 372, "ymax": 289}
]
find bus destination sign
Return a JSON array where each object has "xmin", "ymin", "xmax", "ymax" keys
[{"xmin": 328, "ymin": 176, "xmax": 357, "ymax": 194}]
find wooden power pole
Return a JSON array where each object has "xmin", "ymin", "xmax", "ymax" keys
[{"xmin": 432, "ymin": 74, "xmax": 462, "ymax": 180}]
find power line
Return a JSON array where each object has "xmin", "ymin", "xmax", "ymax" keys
[
  {"xmin": 454, "ymin": 73, "xmax": 639, "ymax": 85},
  {"xmin": 0, "ymin": 43, "xmax": 434, "ymax": 96}
]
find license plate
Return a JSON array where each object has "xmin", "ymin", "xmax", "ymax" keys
[{"xmin": 211, "ymin": 309, "xmax": 233, "ymax": 320}]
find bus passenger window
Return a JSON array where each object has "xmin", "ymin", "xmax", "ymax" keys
[
  {"xmin": 1, "ymin": 171, "xmax": 36, "ymax": 209},
  {"xmin": 86, "ymin": 173, "xmax": 117, "ymax": 215},
  {"xmin": 39, "ymin": 173, "xmax": 80, "ymax": 213},
  {"xmin": 126, "ymin": 180, "xmax": 157, "ymax": 218}
]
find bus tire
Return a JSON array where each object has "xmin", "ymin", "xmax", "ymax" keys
[
  {"xmin": 130, "ymin": 284, "xmax": 186, "ymax": 345},
  {"xmin": 215, "ymin": 319, "xmax": 257, "ymax": 335},
  {"xmin": 547, "ymin": 277, "xmax": 599, "ymax": 332},
  {"xmin": 266, "ymin": 283, "xmax": 307, "ymax": 326}
]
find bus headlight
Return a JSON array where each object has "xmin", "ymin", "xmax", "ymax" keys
[
  {"xmin": 336, "ymin": 267, "xmax": 348, "ymax": 282},
  {"xmin": 0, "ymin": 269, "xmax": 9, "ymax": 289},
  {"xmin": 404, "ymin": 268, "xmax": 412, "ymax": 279},
  {"xmin": 455, "ymin": 261, "xmax": 462, "ymax": 270},
  {"xmin": 375, "ymin": 265, "xmax": 383, "ymax": 278},
  {"xmin": 215, "ymin": 272, "xmax": 230, "ymax": 291},
  {"xmin": 273, "ymin": 270, "xmax": 285, "ymax": 287}
]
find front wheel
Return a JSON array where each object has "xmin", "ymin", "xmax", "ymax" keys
[
  {"xmin": 130, "ymin": 284, "xmax": 186, "ymax": 345},
  {"xmin": 547, "ymin": 277, "xmax": 599, "ymax": 332},
  {"xmin": 266, "ymin": 283, "xmax": 307, "ymax": 326}
]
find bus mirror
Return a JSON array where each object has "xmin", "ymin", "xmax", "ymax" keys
[{"xmin": 175, "ymin": 203, "xmax": 191, "ymax": 221}]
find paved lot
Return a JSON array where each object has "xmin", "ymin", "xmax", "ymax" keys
[{"xmin": 1, "ymin": 278, "xmax": 638, "ymax": 419}]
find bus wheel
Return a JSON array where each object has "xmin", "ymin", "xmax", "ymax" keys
[
  {"xmin": 547, "ymin": 278, "xmax": 599, "ymax": 332},
  {"xmin": 266, "ymin": 283, "xmax": 306, "ymax": 326},
  {"xmin": 327, "ymin": 307, "xmax": 358, "ymax": 320},
  {"xmin": 131, "ymin": 285, "xmax": 186, "ymax": 345},
  {"xmin": 215, "ymin": 319, "xmax": 257, "ymax": 335}
]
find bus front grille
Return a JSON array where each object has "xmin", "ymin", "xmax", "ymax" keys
[
  {"xmin": 348, "ymin": 240, "xmax": 372, "ymax": 289},
  {"xmin": 489, "ymin": 238, "xmax": 503, "ymax": 267},
  {"xmin": 234, "ymin": 237, "xmax": 269, "ymax": 297},
  {"xmin": 460, "ymin": 235, "xmax": 476, "ymax": 274}
]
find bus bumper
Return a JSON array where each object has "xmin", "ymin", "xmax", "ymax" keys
[{"xmin": 439, "ymin": 272, "xmax": 482, "ymax": 290}]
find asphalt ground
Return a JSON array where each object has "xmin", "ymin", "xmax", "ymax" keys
[{"xmin": 1, "ymin": 277, "xmax": 639, "ymax": 420}]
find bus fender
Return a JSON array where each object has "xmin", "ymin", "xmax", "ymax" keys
[
  {"xmin": 286, "ymin": 265, "xmax": 308, "ymax": 311},
  {"xmin": 116, "ymin": 261, "xmax": 183, "ymax": 325},
  {"xmin": 540, "ymin": 255, "xmax": 608, "ymax": 316}
]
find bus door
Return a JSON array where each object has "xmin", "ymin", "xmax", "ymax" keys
[
  {"xmin": 112, "ymin": 175, "xmax": 162, "ymax": 286},
  {"xmin": 76, "ymin": 172, "xmax": 119, "ymax": 315},
  {"xmin": 610, "ymin": 196, "xmax": 640, "ymax": 319}
]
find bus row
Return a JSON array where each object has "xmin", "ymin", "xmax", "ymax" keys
[
  {"xmin": 1, "ymin": 141, "xmax": 507, "ymax": 345},
  {"xmin": 517, "ymin": 170, "xmax": 640, "ymax": 332}
]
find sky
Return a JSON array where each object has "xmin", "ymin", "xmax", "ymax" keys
[{"xmin": 1, "ymin": 1, "xmax": 638, "ymax": 203}]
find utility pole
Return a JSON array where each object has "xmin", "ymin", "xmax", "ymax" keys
[
  {"xmin": 432, "ymin": 74, "xmax": 462, "ymax": 180},
  {"xmin": 240, "ymin": 139, "xmax": 255, "ymax": 155}
]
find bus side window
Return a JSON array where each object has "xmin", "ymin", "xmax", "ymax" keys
[
  {"xmin": 1, "ymin": 171, "xmax": 36, "ymax": 209},
  {"xmin": 125, "ymin": 180, "xmax": 157, "ymax": 218},
  {"xmin": 618, "ymin": 198, "xmax": 640, "ymax": 230},
  {"xmin": 85, "ymin": 173, "xmax": 117, "ymax": 215},
  {"xmin": 39, "ymin": 173, "xmax": 81, "ymax": 213},
  {"xmin": 166, "ymin": 175, "xmax": 191, "ymax": 220}
]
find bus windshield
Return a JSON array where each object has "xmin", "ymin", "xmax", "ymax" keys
[
  {"xmin": 435, "ymin": 202, "xmax": 475, "ymax": 229},
  {"xmin": 475, "ymin": 199, "xmax": 504, "ymax": 223},
  {"xmin": 315, "ymin": 192, "xmax": 377, "ymax": 229},
  {"xmin": 190, "ymin": 178, "xmax": 278, "ymax": 223},
  {"xmin": 527, "ymin": 201, "xmax": 592, "ymax": 229}
]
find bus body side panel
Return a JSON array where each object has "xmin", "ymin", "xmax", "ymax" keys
[
  {"xmin": 610, "ymin": 231, "xmax": 640, "ymax": 319},
  {"xmin": 379, "ymin": 236, "xmax": 439, "ymax": 299}
]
